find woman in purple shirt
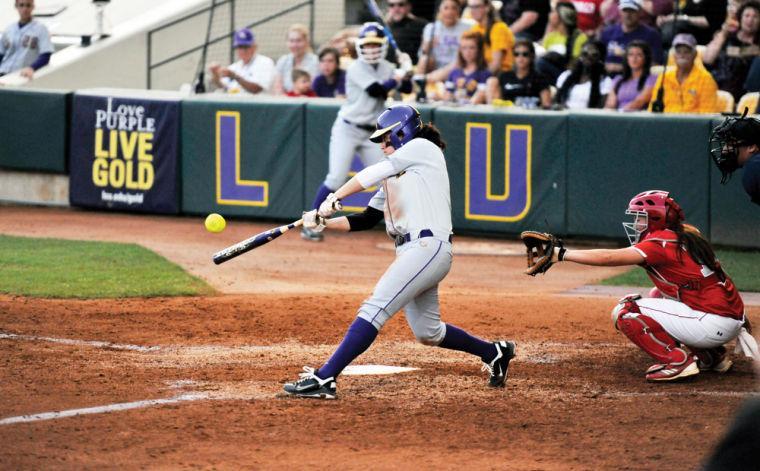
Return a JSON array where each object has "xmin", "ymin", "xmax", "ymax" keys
[
  {"xmin": 312, "ymin": 47, "xmax": 346, "ymax": 98},
  {"xmin": 605, "ymin": 40, "xmax": 658, "ymax": 111},
  {"xmin": 443, "ymin": 30, "xmax": 492, "ymax": 104}
]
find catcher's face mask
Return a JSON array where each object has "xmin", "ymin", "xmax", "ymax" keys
[{"xmin": 623, "ymin": 210, "xmax": 648, "ymax": 245}]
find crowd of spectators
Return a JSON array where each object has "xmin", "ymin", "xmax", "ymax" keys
[
  {"xmin": 2, "ymin": 0, "xmax": 757, "ymax": 114},
  {"xmin": 205, "ymin": 0, "xmax": 759, "ymax": 114}
]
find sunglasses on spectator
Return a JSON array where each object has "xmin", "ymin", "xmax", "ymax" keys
[
  {"xmin": 581, "ymin": 50, "xmax": 600, "ymax": 59},
  {"xmin": 17, "ymin": 3, "xmax": 33, "ymax": 7},
  {"xmin": 514, "ymin": 50, "xmax": 532, "ymax": 57},
  {"xmin": 388, "ymin": 1, "xmax": 407, "ymax": 7}
]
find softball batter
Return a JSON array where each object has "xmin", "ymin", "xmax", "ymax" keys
[
  {"xmin": 302, "ymin": 21, "xmax": 412, "ymax": 241},
  {"xmin": 525, "ymin": 190, "xmax": 758, "ymax": 381},
  {"xmin": 285, "ymin": 104, "xmax": 516, "ymax": 399}
]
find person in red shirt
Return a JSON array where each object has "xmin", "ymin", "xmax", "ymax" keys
[
  {"xmin": 541, "ymin": 190, "xmax": 757, "ymax": 382},
  {"xmin": 571, "ymin": 0, "xmax": 604, "ymax": 34},
  {"xmin": 285, "ymin": 69, "xmax": 317, "ymax": 97}
]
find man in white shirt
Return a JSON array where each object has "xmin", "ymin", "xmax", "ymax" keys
[
  {"xmin": 0, "ymin": 0, "xmax": 54, "ymax": 78},
  {"xmin": 209, "ymin": 28, "xmax": 275, "ymax": 94}
]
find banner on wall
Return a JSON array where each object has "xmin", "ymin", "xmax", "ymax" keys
[{"xmin": 69, "ymin": 92, "xmax": 181, "ymax": 214}]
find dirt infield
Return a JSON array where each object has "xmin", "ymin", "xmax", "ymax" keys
[{"xmin": 1, "ymin": 206, "xmax": 758, "ymax": 470}]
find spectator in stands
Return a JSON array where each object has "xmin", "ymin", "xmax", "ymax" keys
[
  {"xmin": 649, "ymin": 33, "xmax": 720, "ymax": 112},
  {"xmin": 499, "ymin": 0, "xmax": 551, "ymax": 42},
  {"xmin": 468, "ymin": 0, "xmax": 515, "ymax": 74},
  {"xmin": 703, "ymin": 0, "xmax": 760, "ymax": 100},
  {"xmin": 442, "ymin": 30, "xmax": 491, "ymax": 104},
  {"xmin": 417, "ymin": 0, "xmax": 474, "ymax": 75},
  {"xmin": 555, "ymin": 39, "xmax": 612, "ymax": 109},
  {"xmin": 386, "ymin": 0, "xmax": 428, "ymax": 64},
  {"xmin": 486, "ymin": 39, "xmax": 552, "ymax": 108},
  {"xmin": 209, "ymin": 28, "xmax": 275, "ymax": 95},
  {"xmin": 538, "ymin": 2, "xmax": 588, "ymax": 83},
  {"xmin": 0, "ymin": 0, "xmax": 53, "ymax": 79},
  {"xmin": 600, "ymin": 0, "xmax": 664, "ymax": 74},
  {"xmin": 605, "ymin": 40, "xmax": 659, "ymax": 110},
  {"xmin": 274, "ymin": 24, "xmax": 319, "ymax": 94},
  {"xmin": 312, "ymin": 47, "xmax": 346, "ymax": 98},
  {"xmin": 571, "ymin": 0, "xmax": 605, "ymax": 35},
  {"xmin": 600, "ymin": 0, "xmax": 673, "ymax": 28},
  {"xmin": 286, "ymin": 69, "xmax": 317, "ymax": 97},
  {"xmin": 657, "ymin": 0, "xmax": 727, "ymax": 47}
]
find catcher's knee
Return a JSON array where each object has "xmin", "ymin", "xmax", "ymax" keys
[
  {"xmin": 611, "ymin": 294, "xmax": 643, "ymax": 328},
  {"xmin": 413, "ymin": 321, "xmax": 446, "ymax": 346}
]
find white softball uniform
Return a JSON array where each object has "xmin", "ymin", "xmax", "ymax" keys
[
  {"xmin": 0, "ymin": 19, "xmax": 53, "ymax": 75},
  {"xmin": 614, "ymin": 297, "xmax": 745, "ymax": 349},
  {"xmin": 355, "ymin": 138, "xmax": 454, "ymax": 345},
  {"xmin": 323, "ymin": 59, "xmax": 395, "ymax": 190},
  {"xmin": 221, "ymin": 54, "xmax": 276, "ymax": 94}
]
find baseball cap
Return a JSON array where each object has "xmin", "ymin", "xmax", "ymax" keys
[
  {"xmin": 672, "ymin": 33, "xmax": 697, "ymax": 49},
  {"xmin": 619, "ymin": 0, "xmax": 642, "ymax": 11},
  {"xmin": 233, "ymin": 28, "xmax": 254, "ymax": 48}
]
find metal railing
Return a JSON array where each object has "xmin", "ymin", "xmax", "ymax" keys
[{"xmin": 146, "ymin": 0, "xmax": 314, "ymax": 89}]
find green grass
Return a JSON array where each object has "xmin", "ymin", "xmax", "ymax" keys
[
  {"xmin": 0, "ymin": 235, "xmax": 214, "ymax": 299},
  {"xmin": 601, "ymin": 248, "xmax": 760, "ymax": 292}
]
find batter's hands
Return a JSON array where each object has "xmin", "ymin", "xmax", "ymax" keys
[
  {"xmin": 520, "ymin": 231, "xmax": 566, "ymax": 276},
  {"xmin": 318, "ymin": 193, "xmax": 343, "ymax": 218},
  {"xmin": 302, "ymin": 210, "xmax": 326, "ymax": 233}
]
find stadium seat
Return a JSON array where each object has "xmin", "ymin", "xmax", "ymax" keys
[
  {"xmin": 736, "ymin": 92, "xmax": 759, "ymax": 115},
  {"xmin": 716, "ymin": 90, "xmax": 735, "ymax": 113}
]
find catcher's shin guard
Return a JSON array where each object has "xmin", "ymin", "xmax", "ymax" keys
[{"xmin": 613, "ymin": 300, "xmax": 689, "ymax": 365}]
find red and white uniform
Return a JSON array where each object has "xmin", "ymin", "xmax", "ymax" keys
[
  {"xmin": 571, "ymin": 0, "xmax": 604, "ymax": 33},
  {"xmin": 628, "ymin": 229, "xmax": 745, "ymax": 348}
]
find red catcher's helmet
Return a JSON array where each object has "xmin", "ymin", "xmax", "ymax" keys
[{"xmin": 622, "ymin": 190, "xmax": 685, "ymax": 245}]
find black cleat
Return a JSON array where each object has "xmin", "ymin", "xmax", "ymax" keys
[
  {"xmin": 482, "ymin": 341, "xmax": 516, "ymax": 388},
  {"xmin": 283, "ymin": 366, "xmax": 336, "ymax": 399}
]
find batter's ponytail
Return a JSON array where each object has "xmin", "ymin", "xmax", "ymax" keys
[{"xmin": 417, "ymin": 123, "xmax": 446, "ymax": 150}]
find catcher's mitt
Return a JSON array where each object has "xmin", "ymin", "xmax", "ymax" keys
[{"xmin": 520, "ymin": 231, "xmax": 566, "ymax": 276}]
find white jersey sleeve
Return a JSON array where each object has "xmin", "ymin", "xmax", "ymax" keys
[{"xmin": 355, "ymin": 159, "xmax": 396, "ymax": 188}]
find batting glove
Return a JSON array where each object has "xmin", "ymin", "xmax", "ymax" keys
[
  {"xmin": 302, "ymin": 210, "xmax": 326, "ymax": 233},
  {"xmin": 318, "ymin": 193, "xmax": 343, "ymax": 218}
]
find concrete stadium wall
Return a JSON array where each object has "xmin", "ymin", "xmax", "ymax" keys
[{"xmin": 1, "ymin": 88, "xmax": 758, "ymax": 248}]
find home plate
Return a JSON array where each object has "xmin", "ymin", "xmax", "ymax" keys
[{"xmin": 341, "ymin": 365, "xmax": 419, "ymax": 375}]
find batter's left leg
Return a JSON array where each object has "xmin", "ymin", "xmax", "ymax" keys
[{"xmin": 405, "ymin": 286, "xmax": 515, "ymax": 388}]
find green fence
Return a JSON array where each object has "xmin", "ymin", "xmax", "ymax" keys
[
  {"xmin": 1, "ymin": 89, "xmax": 758, "ymax": 248},
  {"xmin": 0, "ymin": 89, "xmax": 70, "ymax": 173}
]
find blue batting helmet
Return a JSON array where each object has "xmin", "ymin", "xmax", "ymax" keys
[
  {"xmin": 357, "ymin": 22, "xmax": 388, "ymax": 64},
  {"xmin": 369, "ymin": 105, "xmax": 422, "ymax": 149}
]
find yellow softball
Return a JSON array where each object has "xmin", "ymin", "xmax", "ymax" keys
[{"xmin": 204, "ymin": 213, "xmax": 226, "ymax": 233}]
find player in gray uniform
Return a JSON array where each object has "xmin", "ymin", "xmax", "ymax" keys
[
  {"xmin": 302, "ymin": 22, "xmax": 413, "ymax": 241},
  {"xmin": 284, "ymin": 104, "xmax": 516, "ymax": 399},
  {"xmin": 0, "ymin": 0, "xmax": 53, "ymax": 78}
]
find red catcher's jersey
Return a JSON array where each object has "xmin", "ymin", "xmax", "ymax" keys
[{"xmin": 633, "ymin": 230, "xmax": 744, "ymax": 319}]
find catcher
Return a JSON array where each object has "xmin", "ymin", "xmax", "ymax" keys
[{"xmin": 521, "ymin": 190, "xmax": 759, "ymax": 382}]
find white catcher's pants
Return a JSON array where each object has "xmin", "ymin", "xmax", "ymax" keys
[{"xmin": 615, "ymin": 298, "xmax": 744, "ymax": 349}]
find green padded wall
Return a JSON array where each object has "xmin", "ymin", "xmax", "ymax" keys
[
  {"xmin": 0, "ymin": 89, "xmax": 70, "ymax": 173},
  {"xmin": 181, "ymin": 98, "xmax": 305, "ymax": 220},
  {"xmin": 434, "ymin": 107, "xmax": 567, "ymax": 235},
  {"xmin": 567, "ymin": 113, "xmax": 713, "ymax": 240}
]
